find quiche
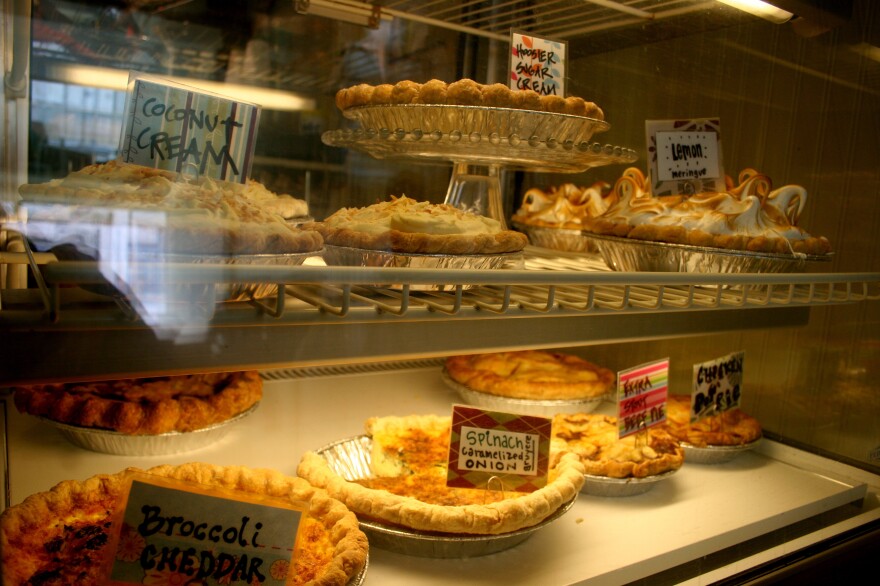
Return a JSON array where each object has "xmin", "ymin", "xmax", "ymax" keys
[
  {"xmin": 552, "ymin": 413, "xmax": 684, "ymax": 479},
  {"xmin": 663, "ymin": 394, "xmax": 762, "ymax": 447},
  {"xmin": 18, "ymin": 160, "xmax": 323, "ymax": 256},
  {"xmin": 444, "ymin": 350, "xmax": 615, "ymax": 400},
  {"xmin": 297, "ymin": 414, "xmax": 585, "ymax": 535},
  {"xmin": 0, "ymin": 463, "xmax": 368, "ymax": 586},
  {"xmin": 13, "ymin": 371, "xmax": 262, "ymax": 435},
  {"xmin": 583, "ymin": 167, "xmax": 832, "ymax": 255},
  {"xmin": 335, "ymin": 79, "xmax": 605, "ymax": 120},
  {"xmin": 312, "ymin": 196, "xmax": 528, "ymax": 255}
]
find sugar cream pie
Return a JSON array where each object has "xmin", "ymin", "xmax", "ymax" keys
[
  {"xmin": 444, "ymin": 350, "xmax": 615, "ymax": 400},
  {"xmin": 552, "ymin": 413, "xmax": 684, "ymax": 479},
  {"xmin": 663, "ymin": 394, "xmax": 762, "ymax": 447},
  {"xmin": 335, "ymin": 79, "xmax": 605, "ymax": 120},
  {"xmin": 583, "ymin": 168, "xmax": 832, "ymax": 255},
  {"xmin": 297, "ymin": 414, "xmax": 585, "ymax": 535},
  {"xmin": 18, "ymin": 160, "xmax": 323, "ymax": 255},
  {"xmin": 512, "ymin": 182, "xmax": 615, "ymax": 230},
  {"xmin": 0, "ymin": 463, "xmax": 368, "ymax": 586},
  {"xmin": 13, "ymin": 371, "xmax": 262, "ymax": 435},
  {"xmin": 312, "ymin": 195, "xmax": 528, "ymax": 255}
]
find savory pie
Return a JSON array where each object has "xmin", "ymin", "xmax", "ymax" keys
[
  {"xmin": 312, "ymin": 195, "xmax": 528, "ymax": 255},
  {"xmin": 663, "ymin": 394, "xmax": 763, "ymax": 447},
  {"xmin": 13, "ymin": 371, "xmax": 262, "ymax": 435},
  {"xmin": 552, "ymin": 413, "xmax": 684, "ymax": 479},
  {"xmin": 444, "ymin": 350, "xmax": 615, "ymax": 400},
  {"xmin": 297, "ymin": 414, "xmax": 585, "ymax": 535},
  {"xmin": 583, "ymin": 168, "xmax": 832, "ymax": 255},
  {"xmin": 18, "ymin": 160, "xmax": 323, "ymax": 255},
  {"xmin": 0, "ymin": 463, "xmax": 368, "ymax": 586},
  {"xmin": 335, "ymin": 79, "xmax": 605, "ymax": 120},
  {"xmin": 512, "ymin": 182, "xmax": 615, "ymax": 230}
]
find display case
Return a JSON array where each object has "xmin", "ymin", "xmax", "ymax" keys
[{"xmin": 2, "ymin": 1, "xmax": 879, "ymax": 584}]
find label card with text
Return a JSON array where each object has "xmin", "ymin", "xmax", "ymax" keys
[
  {"xmin": 509, "ymin": 30, "xmax": 567, "ymax": 97},
  {"xmin": 617, "ymin": 358, "xmax": 670, "ymax": 439},
  {"xmin": 691, "ymin": 351, "xmax": 745, "ymax": 421},
  {"xmin": 119, "ymin": 72, "xmax": 260, "ymax": 184},
  {"xmin": 646, "ymin": 118, "xmax": 725, "ymax": 196},
  {"xmin": 447, "ymin": 404, "xmax": 552, "ymax": 493},
  {"xmin": 105, "ymin": 473, "xmax": 306, "ymax": 586}
]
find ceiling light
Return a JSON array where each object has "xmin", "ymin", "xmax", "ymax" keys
[{"xmin": 716, "ymin": 0, "xmax": 794, "ymax": 24}]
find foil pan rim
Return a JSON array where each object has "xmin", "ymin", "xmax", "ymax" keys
[
  {"xmin": 323, "ymin": 244, "xmax": 524, "ymax": 260},
  {"xmin": 582, "ymin": 468, "xmax": 680, "ymax": 485},
  {"xmin": 681, "ymin": 437, "xmax": 763, "ymax": 453}
]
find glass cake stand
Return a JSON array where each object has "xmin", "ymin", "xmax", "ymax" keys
[{"xmin": 322, "ymin": 104, "xmax": 638, "ymax": 228}]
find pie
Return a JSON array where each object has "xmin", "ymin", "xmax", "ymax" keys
[
  {"xmin": 552, "ymin": 413, "xmax": 684, "ymax": 478},
  {"xmin": 444, "ymin": 350, "xmax": 615, "ymax": 400},
  {"xmin": 312, "ymin": 195, "xmax": 528, "ymax": 255},
  {"xmin": 297, "ymin": 414, "xmax": 585, "ymax": 535},
  {"xmin": 512, "ymin": 182, "xmax": 615, "ymax": 230},
  {"xmin": 583, "ymin": 168, "xmax": 832, "ymax": 255},
  {"xmin": 0, "ymin": 463, "xmax": 368, "ymax": 586},
  {"xmin": 335, "ymin": 79, "xmax": 605, "ymax": 120},
  {"xmin": 13, "ymin": 371, "xmax": 262, "ymax": 435},
  {"xmin": 663, "ymin": 394, "xmax": 763, "ymax": 447},
  {"xmin": 17, "ymin": 160, "xmax": 323, "ymax": 255}
]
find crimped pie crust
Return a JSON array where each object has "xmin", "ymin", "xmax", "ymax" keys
[
  {"xmin": 13, "ymin": 371, "xmax": 263, "ymax": 435},
  {"xmin": 0, "ymin": 463, "xmax": 368, "ymax": 586},
  {"xmin": 445, "ymin": 350, "xmax": 615, "ymax": 400},
  {"xmin": 312, "ymin": 196, "xmax": 528, "ymax": 254},
  {"xmin": 663, "ymin": 394, "xmax": 762, "ymax": 447},
  {"xmin": 297, "ymin": 414, "xmax": 585, "ymax": 535},
  {"xmin": 552, "ymin": 413, "xmax": 684, "ymax": 479},
  {"xmin": 336, "ymin": 79, "xmax": 605, "ymax": 120}
]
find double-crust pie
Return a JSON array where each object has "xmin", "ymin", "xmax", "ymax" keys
[
  {"xmin": 297, "ymin": 414, "xmax": 585, "ymax": 535},
  {"xmin": 336, "ymin": 79, "xmax": 605, "ymax": 120},
  {"xmin": 552, "ymin": 413, "xmax": 684, "ymax": 479},
  {"xmin": 13, "ymin": 371, "xmax": 262, "ymax": 435},
  {"xmin": 583, "ymin": 168, "xmax": 832, "ymax": 255},
  {"xmin": 444, "ymin": 350, "xmax": 615, "ymax": 401},
  {"xmin": 313, "ymin": 196, "xmax": 528, "ymax": 255},
  {"xmin": 18, "ymin": 160, "xmax": 323, "ymax": 255},
  {"xmin": 663, "ymin": 394, "xmax": 762, "ymax": 447},
  {"xmin": 0, "ymin": 463, "xmax": 368, "ymax": 586}
]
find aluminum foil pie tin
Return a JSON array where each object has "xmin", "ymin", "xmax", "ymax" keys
[
  {"xmin": 582, "ymin": 232, "xmax": 832, "ymax": 274},
  {"xmin": 442, "ymin": 369, "xmax": 605, "ymax": 417},
  {"xmin": 322, "ymin": 245, "xmax": 524, "ymax": 290},
  {"xmin": 316, "ymin": 435, "xmax": 578, "ymax": 558},
  {"xmin": 580, "ymin": 469, "xmax": 679, "ymax": 498},
  {"xmin": 35, "ymin": 403, "xmax": 260, "ymax": 456},
  {"xmin": 681, "ymin": 437, "xmax": 762, "ymax": 465},
  {"xmin": 512, "ymin": 222, "xmax": 596, "ymax": 253}
]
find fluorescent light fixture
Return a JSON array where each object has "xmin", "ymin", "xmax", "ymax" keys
[
  {"xmin": 44, "ymin": 63, "xmax": 316, "ymax": 112},
  {"xmin": 295, "ymin": 0, "xmax": 393, "ymax": 28},
  {"xmin": 716, "ymin": 0, "xmax": 794, "ymax": 24}
]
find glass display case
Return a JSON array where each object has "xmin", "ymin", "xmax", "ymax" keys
[{"xmin": 1, "ymin": 1, "xmax": 879, "ymax": 584}]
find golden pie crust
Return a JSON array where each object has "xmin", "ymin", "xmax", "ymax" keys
[
  {"xmin": 445, "ymin": 350, "xmax": 615, "ymax": 400},
  {"xmin": 552, "ymin": 413, "xmax": 684, "ymax": 479},
  {"xmin": 297, "ymin": 414, "xmax": 585, "ymax": 535},
  {"xmin": 583, "ymin": 168, "xmax": 832, "ymax": 255},
  {"xmin": 313, "ymin": 196, "xmax": 528, "ymax": 255},
  {"xmin": 18, "ymin": 160, "xmax": 323, "ymax": 255},
  {"xmin": 13, "ymin": 371, "xmax": 263, "ymax": 435},
  {"xmin": 336, "ymin": 79, "xmax": 605, "ymax": 120},
  {"xmin": 0, "ymin": 463, "xmax": 368, "ymax": 586},
  {"xmin": 663, "ymin": 394, "xmax": 763, "ymax": 447}
]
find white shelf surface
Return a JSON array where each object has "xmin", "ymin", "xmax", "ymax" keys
[{"xmin": 4, "ymin": 368, "xmax": 879, "ymax": 585}]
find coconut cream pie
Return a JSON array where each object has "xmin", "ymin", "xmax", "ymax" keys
[
  {"xmin": 313, "ymin": 196, "xmax": 528, "ymax": 255},
  {"xmin": 583, "ymin": 168, "xmax": 832, "ymax": 255},
  {"xmin": 513, "ymin": 181, "xmax": 615, "ymax": 230}
]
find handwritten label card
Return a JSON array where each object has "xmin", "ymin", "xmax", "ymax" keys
[
  {"xmin": 119, "ymin": 72, "xmax": 260, "ymax": 184},
  {"xmin": 617, "ymin": 358, "xmax": 670, "ymax": 439},
  {"xmin": 691, "ymin": 351, "xmax": 744, "ymax": 421},
  {"xmin": 645, "ymin": 118, "xmax": 725, "ymax": 196},
  {"xmin": 509, "ymin": 30, "xmax": 567, "ymax": 96},
  {"xmin": 105, "ymin": 473, "xmax": 305, "ymax": 585},
  {"xmin": 447, "ymin": 404, "xmax": 552, "ymax": 493}
]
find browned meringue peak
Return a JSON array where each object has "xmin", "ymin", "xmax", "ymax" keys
[{"xmin": 513, "ymin": 181, "xmax": 616, "ymax": 228}]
